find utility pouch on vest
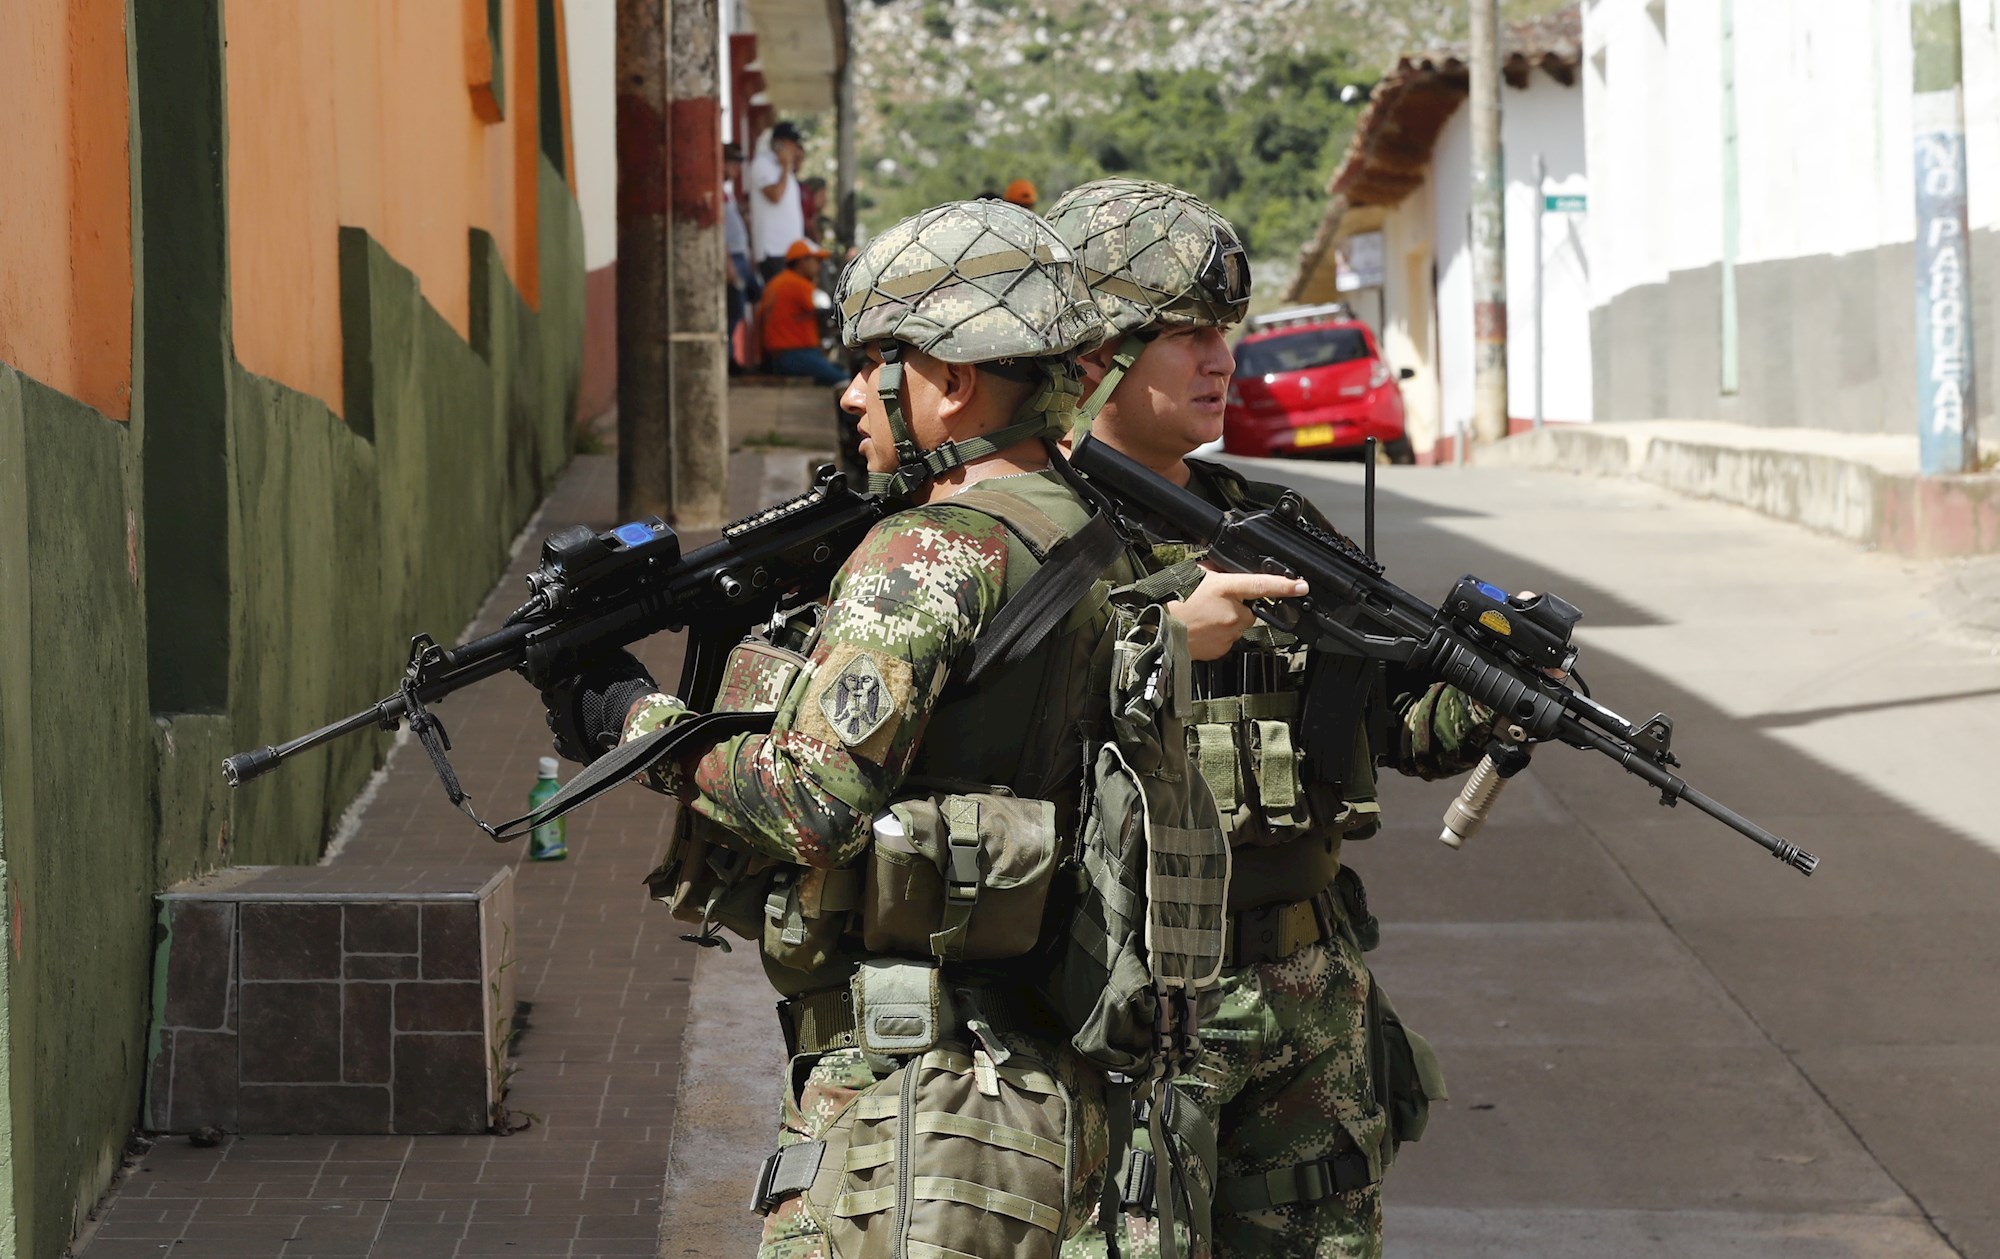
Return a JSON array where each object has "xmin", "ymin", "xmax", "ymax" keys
[
  {"xmin": 800, "ymin": 1040, "xmax": 1080, "ymax": 1259},
  {"xmin": 645, "ymin": 811, "xmax": 775, "ymax": 945},
  {"xmin": 861, "ymin": 792, "xmax": 1059, "ymax": 962},
  {"xmin": 762, "ymin": 864, "xmax": 862, "ymax": 975},
  {"xmin": 1372, "ymin": 982, "xmax": 1446, "ymax": 1160},
  {"xmin": 851, "ymin": 958, "xmax": 947, "ymax": 1058},
  {"xmin": 644, "ymin": 635, "xmax": 810, "ymax": 945}
]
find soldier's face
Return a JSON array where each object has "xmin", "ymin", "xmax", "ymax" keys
[
  {"xmin": 841, "ymin": 348, "xmax": 953, "ymax": 475},
  {"xmin": 1086, "ymin": 325, "xmax": 1235, "ymax": 465}
]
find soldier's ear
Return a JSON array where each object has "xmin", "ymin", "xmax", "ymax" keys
[{"xmin": 935, "ymin": 360, "xmax": 979, "ymax": 423}]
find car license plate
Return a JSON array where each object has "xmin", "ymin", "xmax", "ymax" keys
[{"xmin": 1293, "ymin": 424, "xmax": 1336, "ymax": 448}]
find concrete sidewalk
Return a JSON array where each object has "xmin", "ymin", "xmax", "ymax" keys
[
  {"xmin": 1246, "ymin": 456, "xmax": 2000, "ymax": 1258},
  {"xmin": 1472, "ymin": 419, "xmax": 2000, "ymax": 558},
  {"xmin": 75, "ymin": 450, "xmax": 818, "ymax": 1259}
]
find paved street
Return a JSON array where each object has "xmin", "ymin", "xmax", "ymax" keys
[
  {"xmin": 627, "ymin": 453, "xmax": 2000, "ymax": 1259},
  {"xmin": 1258, "ymin": 458, "xmax": 2000, "ymax": 1258}
]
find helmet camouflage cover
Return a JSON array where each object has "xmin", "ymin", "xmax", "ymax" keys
[
  {"xmin": 1044, "ymin": 179, "xmax": 1252, "ymax": 336},
  {"xmin": 837, "ymin": 199, "xmax": 1105, "ymax": 363}
]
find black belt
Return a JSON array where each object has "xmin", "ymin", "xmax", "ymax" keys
[{"xmin": 1215, "ymin": 1138, "xmax": 1377, "ymax": 1214}]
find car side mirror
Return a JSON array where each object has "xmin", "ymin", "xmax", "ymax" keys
[{"xmin": 1398, "ymin": 367, "xmax": 1416, "ymax": 380}]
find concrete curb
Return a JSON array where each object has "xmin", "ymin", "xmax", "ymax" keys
[{"xmin": 1470, "ymin": 424, "xmax": 2000, "ymax": 557}]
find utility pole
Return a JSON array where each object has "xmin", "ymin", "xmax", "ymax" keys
[
  {"xmin": 616, "ymin": 0, "xmax": 672, "ymax": 519},
  {"xmin": 1532, "ymin": 152, "xmax": 1545, "ymax": 431},
  {"xmin": 667, "ymin": 0, "xmax": 728, "ymax": 525},
  {"xmin": 1911, "ymin": 0, "xmax": 1977, "ymax": 476},
  {"xmin": 1468, "ymin": 0, "xmax": 1510, "ymax": 446},
  {"xmin": 835, "ymin": 9, "xmax": 858, "ymax": 248}
]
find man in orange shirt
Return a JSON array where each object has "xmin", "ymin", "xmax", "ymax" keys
[{"xmin": 757, "ymin": 239, "xmax": 846, "ymax": 385}]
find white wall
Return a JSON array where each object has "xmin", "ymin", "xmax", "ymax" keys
[
  {"xmin": 1586, "ymin": 0, "xmax": 2000, "ymax": 307},
  {"xmin": 564, "ymin": 0, "xmax": 618, "ymax": 272},
  {"xmin": 1433, "ymin": 72, "xmax": 1595, "ymax": 442}
]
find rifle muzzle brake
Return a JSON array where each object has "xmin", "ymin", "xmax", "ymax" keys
[{"xmin": 222, "ymin": 746, "xmax": 280, "ymax": 787}]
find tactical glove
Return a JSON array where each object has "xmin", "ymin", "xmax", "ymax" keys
[{"xmin": 540, "ymin": 649, "xmax": 659, "ymax": 765}]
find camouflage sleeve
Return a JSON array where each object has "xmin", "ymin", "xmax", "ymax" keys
[
  {"xmin": 681, "ymin": 506, "xmax": 1011, "ymax": 868},
  {"xmin": 1386, "ymin": 680, "xmax": 1496, "ymax": 781},
  {"xmin": 622, "ymin": 693, "xmax": 695, "ymax": 796}
]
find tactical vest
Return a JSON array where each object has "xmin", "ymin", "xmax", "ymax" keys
[
  {"xmin": 1144, "ymin": 459, "xmax": 1380, "ymax": 913},
  {"xmin": 746, "ymin": 471, "xmax": 1135, "ymax": 1006}
]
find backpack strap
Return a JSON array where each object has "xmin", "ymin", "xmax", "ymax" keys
[{"xmin": 948, "ymin": 488, "xmax": 1125, "ymax": 684}]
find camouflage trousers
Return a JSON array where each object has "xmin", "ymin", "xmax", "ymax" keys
[
  {"xmin": 1066, "ymin": 927, "xmax": 1386, "ymax": 1259},
  {"xmin": 757, "ymin": 1029, "xmax": 1110, "ymax": 1259}
]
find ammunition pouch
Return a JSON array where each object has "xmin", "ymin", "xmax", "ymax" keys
[
  {"xmin": 762, "ymin": 864, "xmax": 862, "ymax": 975},
  {"xmin": 861, "ymin": 791, "xmax": 1060, "ymax": 963}
]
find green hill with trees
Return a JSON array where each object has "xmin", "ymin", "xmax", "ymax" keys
[{"xmin": 847, "ymin": 0, "xmax": 1572, "ymax": 279}]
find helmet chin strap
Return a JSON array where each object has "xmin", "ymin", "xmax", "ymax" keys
[
  {"xmin": 864, "ymin": 343, "xmax": 1085, "ymax": 500},
  {"xmin": 1067, "ymin": 330, "xmax": 1152, "ymax": 447}
]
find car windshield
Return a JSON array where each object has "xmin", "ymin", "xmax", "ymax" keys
[{"xmin": 1234, "ymin": 327, "xmax": 1372, "ymax": 377}]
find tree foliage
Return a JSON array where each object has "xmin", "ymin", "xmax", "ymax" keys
[{"xmin": 858, "ymin": 45, "xmax": 1363, "ymax": 267}]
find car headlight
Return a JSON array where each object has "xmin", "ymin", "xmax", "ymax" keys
[{"xmin": 1227, "ymin": 385, "xmax": 1243, "ymax": 407}]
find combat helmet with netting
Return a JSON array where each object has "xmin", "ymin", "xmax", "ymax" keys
[
  {"xmin": 1044, "ymin": 179, "xmax": 1252, "ymax": 427},
  {"xmin": 836, "ymin": 198, "xmax": 1105, "ymax": 498}
]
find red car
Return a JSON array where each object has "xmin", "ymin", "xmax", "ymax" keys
[{"xmin": 1223, "ymin": 305, "xmax": 1415, "ymax": 461}]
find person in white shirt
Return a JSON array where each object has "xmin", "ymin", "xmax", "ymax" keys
[
  {"xmin": 722, "ymin": 141, "xmax": 758, "ymax": 366},
  {"xmin": 748, "ymin": 121, "xmax": 806, "ymax": 280}
]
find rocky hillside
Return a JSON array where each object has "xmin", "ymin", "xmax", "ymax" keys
[{"xmin": 845, "ymin": 0, "xmax": 1570, "ymax": 272}]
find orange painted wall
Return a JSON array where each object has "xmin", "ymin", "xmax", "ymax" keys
[
  {"xmin": 0, "ymin": 0, "xmax": 133, "ymax": 420},
  {"xmin": 226, "ymin": 0, "xmax": 544, "ymax": 415}
]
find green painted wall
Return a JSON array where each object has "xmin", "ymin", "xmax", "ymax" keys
[
  {"xmin": 0, "ymin": 17, "xmax": 586, "ymax": 1247},
  {"xmin": 0, "ymin": 368, "xmax": 156, "ymax": 1259}
]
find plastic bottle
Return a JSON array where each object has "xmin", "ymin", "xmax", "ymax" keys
[{"xmin": 528, "ymin": 756, "xmax": 568, "ymax": 861}]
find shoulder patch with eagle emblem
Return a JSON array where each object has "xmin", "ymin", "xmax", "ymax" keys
[{"xmin": 818, "ymin": 652, "xmax": 895, "ymax": 746}]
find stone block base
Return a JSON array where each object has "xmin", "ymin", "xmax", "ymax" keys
[{"xmin": 146, "ymin": 864, "xmax": 516, "ymax": 1135}]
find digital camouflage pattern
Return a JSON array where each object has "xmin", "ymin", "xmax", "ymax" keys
[
  {"xmin": 625, "ymin": 503, "xmax": 1015, "ymax": 868},
  {"xmin": 1043, "ymin": 180, "xmax": 1250, "ymax": 335},
  {"xmin": 837, "ymin": 199, "xmax": 1105, "ymax": 363},
  {"xmin": 1062, "ymin": 460, "xmax": 1484, "ymax": 1259}
]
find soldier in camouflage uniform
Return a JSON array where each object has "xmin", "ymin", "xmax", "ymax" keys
[
  {"xmin": 544, "ymin": 199, "xmax": 1295, "ymax": 1259},
  {"xmin": 1048, "ymin": 180, "xmax": 1486, "ymax": 1259}
]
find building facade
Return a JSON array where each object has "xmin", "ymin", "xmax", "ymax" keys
[
  {"xmin": 0, "ymin": 3, "xmax": 586, "ymax": 1254},
  {"xmin": 1290, "ymin": 10, "xmax": 1590, "ymax": 460},
  {"xmin": 1585, "ymin": 0, "xmax": 2000, "ymax": 435}
]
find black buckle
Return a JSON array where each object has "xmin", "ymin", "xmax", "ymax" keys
[{"xmin": 749, "ymin": 1149, "xmax": 785, "ymax": 1215}]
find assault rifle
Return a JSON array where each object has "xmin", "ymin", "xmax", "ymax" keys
[
  {"xmin": 223, "ymin": 466, "xmax": 883, "ymax": 831},
  {"xmin": 1066, "ymin": 434, "xmax": 1819, "ymax": 876}
]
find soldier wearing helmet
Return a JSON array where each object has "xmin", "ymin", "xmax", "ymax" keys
[
  {"xmin": 1050, "ymin": 180, "xmax": 1491, "ymax": 1259},
  {"xmin": 542, "ymin": 198, "xmax": 1222, "ymax": 1258}
]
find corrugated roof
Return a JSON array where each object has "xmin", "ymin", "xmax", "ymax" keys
[{"xmin": 1283, "ymin": 5, "xmax": 1581, "ymax": 299}]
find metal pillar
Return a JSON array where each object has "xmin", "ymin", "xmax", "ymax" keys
[
  {"xmin": 835, "ymin": 6, "xmax": 858, "ymax": 249},
  {"xmin": 616, "ymin": 0, "xmax": 672, "ymax": 520},
  {"xmin": 1532, "ymin": 152, "xmax": 1545, "ymax": 431},
  {"xmin": 1468, "ymin": 0, "xmax": 1510, "ymax": 445},
  {"xmin": 1911, "ymin": 0, "xmax": 1978, "ymax": 476},
  {"xmin": 667, "ymin": 0, "xmax": 728, "ymax": 525}
]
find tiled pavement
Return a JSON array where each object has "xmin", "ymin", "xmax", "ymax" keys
[{"xmin": 78, "ymin": 451, "xmax": 814, "ymax": 1259}]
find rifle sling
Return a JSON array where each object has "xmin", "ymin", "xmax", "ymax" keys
[
  {"xmin": 421, "ymin": 708, "xmax": 775, "ymax": 842},
  {"xmin": 962, "ymin": 510, "xmax": 1124, "ymax": 684}
]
